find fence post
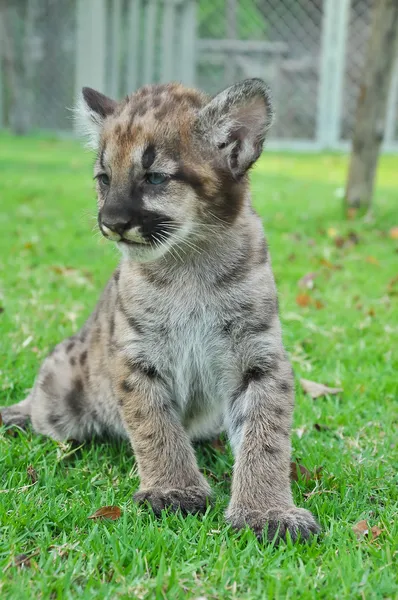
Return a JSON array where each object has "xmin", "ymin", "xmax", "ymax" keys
[
  {"xmin": 109, "ymin": 0, "xmax": 123, "ymax": 98},
  {"xmin": 160, "ymin": 0, "xmax": 177, "ymax": 83},
  {"xmin": 317, "ymin": 0, "xmax": 350, "ymax": 149},
  {"xmin": 127, "ymin": 0, "xmax": 142, "ymax": 92},
  {"xmin": 179, "ymin": 0, "xmax": 197, "ymax": 86},
  {"xmin": 225, "ymin": 0, "xmax": 237, "ymax": 86},
  {"xmin": 143, "ymin": 0, "xmax": 158, "ymax": 84},
  {"xmin": 74, "ymin": 0, "xmax": 107, "ymax": 113}
]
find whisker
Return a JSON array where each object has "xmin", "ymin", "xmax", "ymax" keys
[
  {"xmin": 155, "ymin": 232, "xmax": 177, "ymax": 263},
  {"xmin": 205, "ymin": 210, "xmax": 230, "ymax": 227},
  {"xmin": 157, "ymin": 232, "xmax": 185, "ymax": 263},
  {"xmin": 168, "ymin": 232, "xmax": 202, "ymax": 255}
]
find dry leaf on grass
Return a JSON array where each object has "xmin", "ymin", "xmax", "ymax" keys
[
  {"xmin": 298, "ymin": 272, "xmax": 318, "ymax": 289},
  {"xmin": 300, "ymin": 378, "xmax": 343, "ymax": 399},
  {"xmin": 290, "ymin": 462, "xmax": 323, "ymax": 482},
  {"xmin": 290, "ymin": 462, "xmax": 313, "ymax": 482},
  {"xmin": 353, "ymin": 519, "xmax": 369, "ymax": 537},
  {"xmin": 387, "ymin": 275, "xmax": 398, "ymax": 294},
  {"xmin": 14, "ymin": 554, "xmax": 32, "ymax": 568},
  {"xmin": 366, "ymin": 256, "xmax": 380, "ymax": 266},
  {"xmin": 12, "ymin": 549, "xmax": 40, "ymax": 569},
  {"xmin": 352, "ymin": 520, "xmax": 383, "ymax": 540},
  {"xmin": 370, "ymin": 525, "xmax": 382, "ymax": 539},
  {"xmin": 334, "ymin": 235, "xmax": 346, "ymax": 248},
  {"xmin": 210, "ymin": 436, "xmax": 226, "ymax": 453},
  {"xmin": 389, "ymin": 226, "xmax": 398, "ymax": 240},
  {"xmin": 88, "ymin": 506, "xmax": 122, "ymax": 521},
  {"xmin": 27, "ymin": 465, "xmax": 38, "ymax": 484},
  {"xmin": 49, "ymin": 265, "xmax": 94, "ymax": 286},
  {"xmin": 296, "ymin": 293, "xmax": 312, "ymax": 307},
  {"xmin": 0, "ymin": 412, "xmax": 3, "ymax": 427},
  {"xmin": 319, "ymin": 258, "xmax": 341, "ymax": 270},
  {"xmin": 295, "ymin": 294, "xmax": 325, "ymax": 309}
]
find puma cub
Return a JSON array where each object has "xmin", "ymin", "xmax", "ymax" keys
[{"xmin": 1, "ymin": 79, "xmax": 320, "ymax": 541}]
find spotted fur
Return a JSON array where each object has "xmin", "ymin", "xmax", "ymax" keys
[{"xmin": 1, "ymin": 79, "xmax": 319, "ymax": 542}]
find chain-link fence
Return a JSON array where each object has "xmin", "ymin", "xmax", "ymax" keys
[
  {"xmin": 0, "ymin": 0, "xmax": 77, "ymax": 134},
  {"xmin": 197, "ymin": 0, "xmax": 324, "ymax": 142},
  {"xmin": 0, "ymin": 0, "xmax": 397, "ymax": 150}
]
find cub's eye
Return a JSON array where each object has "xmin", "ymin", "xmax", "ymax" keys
[
  {"xmin": 146, "ymin": 172, "xmax": 168, "ymax": 185},
  {"xmin": 97, "ymin": 173, "xmax": 110, "ymax": 186}
]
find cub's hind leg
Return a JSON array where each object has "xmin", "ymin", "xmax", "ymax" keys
[
  {"xmin": 29, "ymin": 338, "xmax": 97, "ymax": 441},
  {"xmin": 1, "ymin": 337, "xmax": 96, "ymax": 441}
]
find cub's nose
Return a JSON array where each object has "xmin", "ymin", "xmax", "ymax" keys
[
  {"xmin": 101, "ymin": 220, "xmax": 128, "ymax": 237},
  {"xmin": 100, "ymin": 222, "xmax": 123, "ymax": 241},
  {"xmin": 100, "ymin": 220, "xmax": 149, "ymax": 245}
]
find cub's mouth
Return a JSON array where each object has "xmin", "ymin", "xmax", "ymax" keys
[
  {"xmin": 119, "ymin": 238, "xmax": 151, "ymax": 247},
  {"xmin": 98, "ymin": 212, "xmax": 176, "ymax": 248},
  {"xmin": 100, "ymin": 223, "xmax": 152, "ymax": 245}
]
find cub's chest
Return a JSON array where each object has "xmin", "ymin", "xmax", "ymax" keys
[
  {"xmin": 155, "ymin": 308, "xmax": 233, "ymax": 419},
  {"xmin": 145, "ymin": 304, "xmax": 230, "ymax": 373}
]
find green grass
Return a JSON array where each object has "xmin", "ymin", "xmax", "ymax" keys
[{"xmin": 0, "ymin": 133, "xmax": 397, "ymax": 599}]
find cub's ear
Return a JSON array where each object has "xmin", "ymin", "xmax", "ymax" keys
[
  {"xmin": 74, "ymin": 87, "xmax": 117, "ymax": 150},
  {"xmin": 197, "ymin": 78, "xmax": 273, "ymax": 178}
]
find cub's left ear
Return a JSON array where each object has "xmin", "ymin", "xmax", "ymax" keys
[
  {"xmin": 74, "ymin": 87, "xmax": 117, "ymax": 150},
  {"xmin": 197, "ymin": 78, "xmax": 273, "ymax": 178}
]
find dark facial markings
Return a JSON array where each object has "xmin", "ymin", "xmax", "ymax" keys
[
  {"xmin": 173, "ymin": 165, "xmax": 205, "ymax": 196},
  {"xmin": 99, "ymin": 148, "xmax": 106, "ymax": 170},
  {"xmin": 142, "ymin": 144, "xmax": 156, "ymax": 170}
]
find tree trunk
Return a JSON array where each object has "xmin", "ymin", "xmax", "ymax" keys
[{"xmin": 345, "ymin": 0, "xmax": 398, "ymax": 215}]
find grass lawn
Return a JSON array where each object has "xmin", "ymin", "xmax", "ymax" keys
[{"xmin": 0, "ymin": 133, "xmax": 397, "ymax": 599}]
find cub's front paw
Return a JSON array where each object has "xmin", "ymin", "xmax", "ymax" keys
[
  {"xmin": 226, "ymin": 505, "xmax": 320, "ymax": 543},
  {"xmin": 134, "ymin": 485, "xmax": 211, "ymax": 516}
]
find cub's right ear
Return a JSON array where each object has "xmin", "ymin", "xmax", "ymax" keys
[{"xmin": 74, "ymin": 87, "xmax": 117, "ymax": 150}]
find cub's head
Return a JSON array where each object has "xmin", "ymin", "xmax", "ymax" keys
[{"xmin": 76, "ymin": 79, "xmax": 273, "ymax": 262}]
